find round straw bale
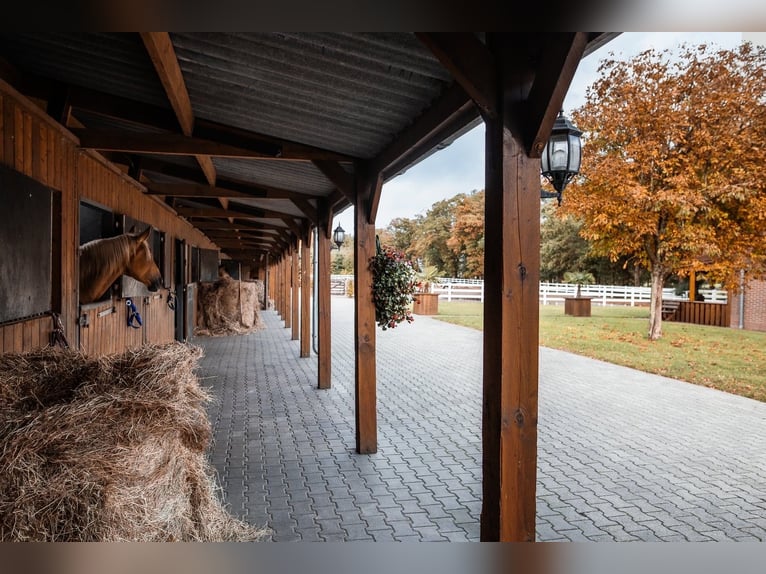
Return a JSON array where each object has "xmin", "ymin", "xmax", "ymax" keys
[
  {"xmin": 196, "ymin": 275, "xmax": 265, "ymax": 337},
  {"xmin": 0, "ymin": 343, "xmax": 269, "ymax": 542}
]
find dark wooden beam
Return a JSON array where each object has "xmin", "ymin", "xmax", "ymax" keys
[
  {"xmin": 480, "ymin": 33, "xmax": 543, "ymax": 543},
  {"xmin": 190, "ymin": 219, "xmax": 289, "ymax": 233},
  {"xmin": 224, "ymin": 248, "xmax": 278, "ymax": 260},
  {"xmin": 45, "ymin": 82, "xmax": 72, "ymax": 126},
  {"xmin": 312, "ymin": 160, "xmax": 355, "ymax": 204},
  {"xmin": 283, "ymin": 249, "xmax": 292, "ymax": 330},
  {"xmin": 279, "ymin": 216, "xmax": 302, "ymax": 237},
  {"xmin": 140, "ymin": 32, "xmax": 218, "ymax": 188},
  {"xmin": 174, "ymin": 201, "xmax": 302, "ymax": 220},
  {"xmin": 317, "ymin": 223, "xmax": 332, "ymax": 388},
  {"xmin": 145, "ymin": 181, "xmax": 314, "ymax": 200},
  {"xmin": 70, "ymin": 129, "xmax": 282, "ymax": 159},
  {"xmin": 140, "ymin": 32, "xmax": 195, "ymax": 134},
  {"xmin": 521, "ymin": 33, "xmax": 589, "ymax": 157},
  {"xmin": 370, "ymin": 83, "xmax": 478, "ymax": 181},
  {"xmin": 300, "ymin": 231, "xmax": 311, "ymax": 358},
  {"xmin": 127, "ymin": 155, "xmax": 143, "ymax": 181},
  {"xmin": 317, "ymin": 198, "xmax": 333, "ymax": 240},
  {"xmin": 290, "ymin": 197, "xmax": 319, "ymax": 226},
  {"xmin": 291, "ymin": 249, "xmax": 299, "ymax": 341},
  {"xmin": 205, "ymin": 229, "xmax": 281, "ymax": 240},
  {"xmin": 415, "ymin": 33, "xmax": 497, "ymax": 118},
  {"xmin": 366, "ymin": 168, "xmax": 384, "ymax": 225},
  {"xmin": 353, "ymin": 167, "xmax": 380, "ymax": 454}
]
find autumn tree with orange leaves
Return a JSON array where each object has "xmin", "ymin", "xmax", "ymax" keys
[
  {"xmin": 447, "ymin": 189, "xmax": 485, "ymax": 277},
  {"xmin": 560, "ymin": 42, "xmax": 766, "ymax": 340}
]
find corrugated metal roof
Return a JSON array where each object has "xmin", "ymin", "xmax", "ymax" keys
[
  {"xmin": 0, "ymin": 32, "xmax": 616, "ymax": 262},
  {"xmin": 171, "ymin": 33, "xmax": 452, "ymax": 158},
  {"xmin": 0, "ymin": 33, "xmax": 169, "ymax": 109},
  {"xmin": 213, "ymin": 158, "xmax": 337, "ymax": 196}
]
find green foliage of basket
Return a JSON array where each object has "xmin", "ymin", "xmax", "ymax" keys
[{"xmin": 370, "ymin": 238, "xmax": 417, "ymax": 330}]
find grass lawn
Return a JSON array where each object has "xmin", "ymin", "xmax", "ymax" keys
[{"xmin": 434, "ymin": 300, "xmax": 766, "ymax": 402}]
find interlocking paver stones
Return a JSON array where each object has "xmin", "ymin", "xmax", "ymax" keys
[{"xmin": 198, "ymin": 296, "xmax": 766, "ymax": 542}]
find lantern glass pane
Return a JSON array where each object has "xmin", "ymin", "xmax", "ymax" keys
[
  {"xmin": 569, "ymin": 134, "xmax": 582, "ymax": 172},
  {"xmin": 550, "ymin": 137, "xmax": 569, "ymax": 171}
]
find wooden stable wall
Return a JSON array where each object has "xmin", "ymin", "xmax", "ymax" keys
[
  {"xmin": 0, "ymin": 80, "xmax": 78, "ymax": 353},
  {"xmin": 0, "ymin": 79, "xmax": 219, "ymax": 356}
]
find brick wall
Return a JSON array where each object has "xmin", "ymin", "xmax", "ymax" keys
[{"xmin": 730, "ymin": 278, "xmax": 766, "ymax": 332}]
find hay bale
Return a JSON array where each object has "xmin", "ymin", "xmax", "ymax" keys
[
  {"xmin": 196, "ymin": 274, "xmax": 265, "ymax": 337},
  {"xmin": 0, "ymin": 343, "xmax": 269, "ymax": 542}
]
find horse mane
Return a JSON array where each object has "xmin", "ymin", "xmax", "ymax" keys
[{"xmin": 79, "ymin": 235, "xmax": 134, "ymax": 298}]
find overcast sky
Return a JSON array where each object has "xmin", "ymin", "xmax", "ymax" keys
[{"xmin": 331, "ymin": 32, "xmax": 744, "ymax": 233}]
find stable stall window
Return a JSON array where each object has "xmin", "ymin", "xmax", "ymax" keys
[
  {"xmin": 0, "ymin": 165, "xmax": 59, "ymax": 324},
  {"xmin": 79, "ymin": 201, "xmax": 118, "ymax": 303}
]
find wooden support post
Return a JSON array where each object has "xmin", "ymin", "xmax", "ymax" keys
[
  {"xmin": 480, "ymin": 105, "xmax": 541, "ymax": 541},
  {"xmin": 689, "ymin": 269, "xmax": 697, "ymax": 302},
  {"xmin": 317, "ymin": 220, "xmax": 332, "ymax": 388},
  {"xmin": 354, "ymin": 168, "xmax": 380, "ymax": 454},
  {"xmin": 264, "ymin": 254, "xmax": 270, "ymax": 309},
  {"xmin": 278, "ymin": 257, "xmax": 285, "ymax": 320},
  {"xmin": 274, "ymin": 258, "xmax": 280, "ymax": 317},
  {"xmin": 300, "ymin": 233, "xmax": 311, "ymax": 357},
  {"xmin": 283, "ymin": 252, "xmax": 292, "ymax": 329},
  {"xmin": 291, "ymin": 246, "xmax": 299, "ymax": 340}
]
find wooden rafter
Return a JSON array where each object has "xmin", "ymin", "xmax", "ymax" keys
[
  {"xmin": 70, "ymin": 129, "xmax": 284, "ymax": 159},
  {"xmin": 174, "ymin": 203, "xmax": 300, "ymax": 220},
  {"xmin": 312, "ymin": 160, "xmax": 355, "ymax": 204},
  {"xmin": 520, "ymin": 32, "xmax": 588, "ymax": 158},
  {"xmin": 290, "ymin": 197, "xmax": 319, "ymax": 226},
  {"xmin": 415, "ymin": 33, "xmax": 497, "ymax": 119},
  {"xmin": 190, "ymin": 220, "xmax": 289, "ymax": 233},
  {"xmin": 140, "ymin": 32, "xmax": 218, "ymax": 194},
  {"xmin": 145, "ymin": 181, "xmax": 312, "ymax": 200},
  {"xmin": 370, "ymin": 83, "xmax": 478, "ymax": 182}
]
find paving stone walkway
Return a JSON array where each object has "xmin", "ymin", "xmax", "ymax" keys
[{"xmin": 197, "ymin": 296, "xmax": 766, "ymax": 542}]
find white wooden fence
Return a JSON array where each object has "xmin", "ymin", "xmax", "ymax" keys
[{"xmin": 330, "ymin": 275, "xmax": 728, "ymax": 306}]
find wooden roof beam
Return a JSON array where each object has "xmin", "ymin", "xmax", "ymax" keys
[
  {"xmin": 145, "ymin": 181, "xmax": 315, "ymax": 200},
  {"xmin": 521, "ymin": 33, "xmax": 589, "ymax": 158},
  {"xmin": 69, "ymin": 129, "xmax": 283, "ymax": 159},
  {"xmin": 290, "ymin": 197, "xmax": 319, "ymax": 226},
  {"xmin": 140, "ymin": 32, "xmax": 219, "ymax": 192},
  {"xmin": 370, "ymin": 83, "xmax": 478, "ymax": 182},
  {"xmin": 312, "ymin": 160, "xmax": 355, "ymax": 204},
  {"xmin": 174, "ymin": 203, "xmax": 299, "ymax": 220},
  {"xmin": 416, "ymin": 33, "xmax": 497, "ymax": 119},
  {"xmin": 190, "ymin": 219, "xmax": 289, "ymax": 233}
]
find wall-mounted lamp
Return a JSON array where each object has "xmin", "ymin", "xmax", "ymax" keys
[
  {"xmin": 332, "ymin": 224, "xmax": 345, "ymax": 249},
  {"xmin": 541, "ymin": 110, "xmax": 582, "ymax": 205}
]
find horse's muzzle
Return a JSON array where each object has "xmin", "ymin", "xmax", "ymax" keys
[{"xmin": 148, "ymin": 278, "xmax": 162, "ymax": 292}]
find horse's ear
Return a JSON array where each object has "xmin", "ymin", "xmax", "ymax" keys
[{"xmin": 136, "ymin": 227, "xmax": 152, "ymax": 243}]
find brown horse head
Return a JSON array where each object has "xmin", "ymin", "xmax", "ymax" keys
[
  {"xmin": 126, "ymin": 227, "xmax": 163, "ymax": 292},
  {"xmin": 79, "ymin": 227, "xmax": 164, "ymax": 304}
]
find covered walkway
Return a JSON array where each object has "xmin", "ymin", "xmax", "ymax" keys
[{"xmin": 198, "ymin": 297, "xmax": 766, "ymax": 542}]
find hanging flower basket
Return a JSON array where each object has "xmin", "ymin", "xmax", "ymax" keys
[{"xmin": 370, "ymin": 237, "xmax": 417, "ymax": 330}]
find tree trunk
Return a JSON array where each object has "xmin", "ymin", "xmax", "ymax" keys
[{"xmin": 647, "ymin": 265, "xmax": 665, "ymax": 340}]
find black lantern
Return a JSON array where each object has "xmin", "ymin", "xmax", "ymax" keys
[
  {"xmin": 541, "ymin": 110, "xmax": 582, "ymax": 203},
  {"xmin": 332, "ymin": 224, "xmax": 345, "ymax": 249}
]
